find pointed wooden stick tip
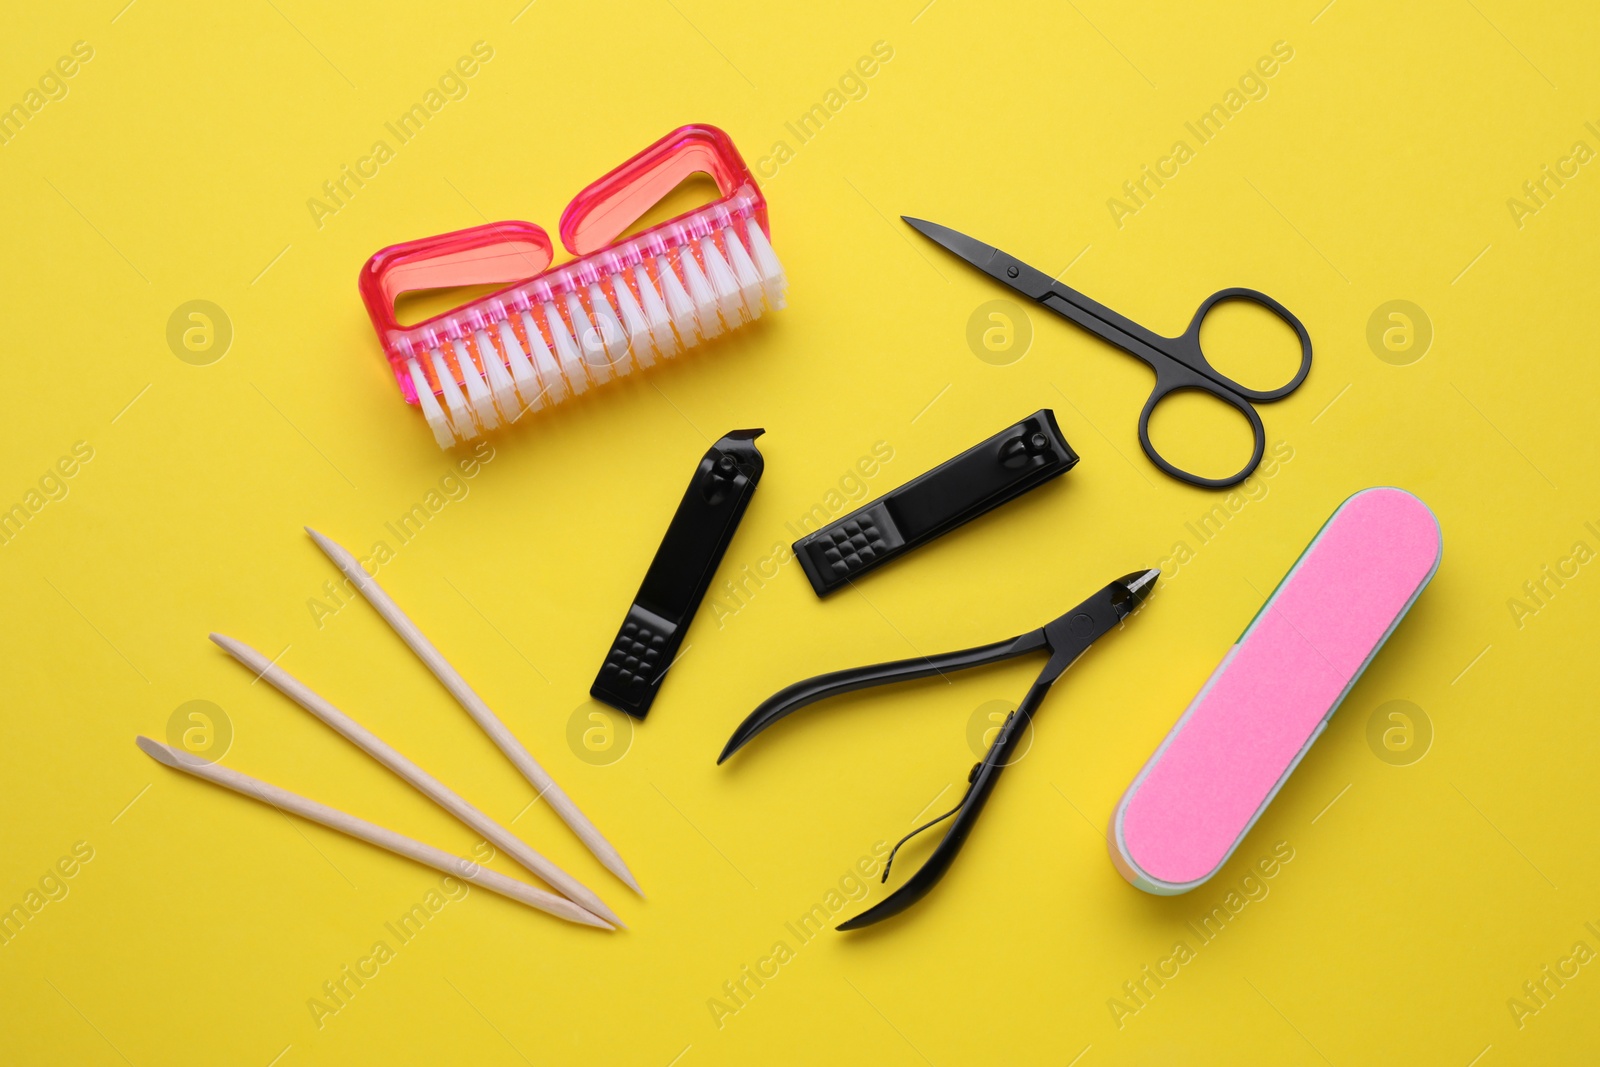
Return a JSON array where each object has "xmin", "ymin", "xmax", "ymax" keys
[
  {"xmin": 304, "ymin": 526, "xmax": 351, "ymax": 560},
  {"xmin": 208, "ymin": 631, "xmax": 263, "ymax": 666},
  {"xmin": 610, "ymin": 863, "xmax": 644, "ymax": 897},
  {"xmin": 135, "ymin": 735, "xmax": 179, "ymax": 767}
]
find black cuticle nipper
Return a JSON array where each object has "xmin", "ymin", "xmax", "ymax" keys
[{"xmin": 717, "ymin": 568, "xmax": 1161, "ymax": 930}]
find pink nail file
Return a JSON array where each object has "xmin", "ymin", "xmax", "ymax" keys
[{"xmin": 1109, "ymin": 487, "xmax": 1441, "ymax": 894}]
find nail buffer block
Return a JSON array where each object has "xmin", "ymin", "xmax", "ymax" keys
[{"xmin": 1110, "ymin": 487, "xmax": 1442, "ymax": 894}]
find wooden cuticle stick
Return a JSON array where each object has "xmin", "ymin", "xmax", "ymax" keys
[
  {"xmin": 304, "ymin": 527, "xmax": 642, "ymax": 896},
  {"xmin": 134, "ymin": 737, "xmax": 612, "ymax": 929},
  {"xmin": 209, "ymin": 632, "xmax": 623, "ymax": 928}
]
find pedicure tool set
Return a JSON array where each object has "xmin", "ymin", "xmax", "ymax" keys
[{"xmin": 144, "ymin": 123, "xmax": 1441, "ymax": 936}]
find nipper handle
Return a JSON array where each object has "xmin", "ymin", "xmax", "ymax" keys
[
  {"xmin": 838, "ymin": 676, "xmax": 1052, "ymax": 930},
  {"xmin": 716, "ymin": 630, "xmax": 1047, "ymax": 764}
]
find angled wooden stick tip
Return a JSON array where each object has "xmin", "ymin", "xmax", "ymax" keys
[
  {"xmin": 207, "ymin": 632, "xmax": 624, "ymax": 928},
  {"xmin": 133, "ymin": 736, "xmax": 612, "ymax": 930},
  {"xmin": 304, "ymin": 526, "xmax": 643, "ymax": 896}
]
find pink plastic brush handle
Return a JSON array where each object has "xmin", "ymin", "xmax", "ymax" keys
[
  {"xmin": 355, "ymin": 124, "xmax": 768, "ymax": 407},
  {"xmin": 1110, "ymin": 487, "xmax": 1442, "ymax": 893},
  {"xmin": 559, "ymin": 124, "xmax": 759, "ymax": 256},
  {"xmin": 358, "ymin": 220, "xmax": 554, "ymax": 340}
]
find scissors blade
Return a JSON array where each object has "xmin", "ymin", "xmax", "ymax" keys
[
  {"xmin": 905, "ymin": 215, "xmax": 1177, "ymax": 369},
  {"xmin": 902, "ymin": 217, "xmax": 1059, "ymax": 302}
]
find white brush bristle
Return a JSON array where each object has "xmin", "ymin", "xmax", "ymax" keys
[
  {"xmin": 543, "ymin": 300, "xmax": 588, "ymax": 395},
  {"xmin": 655, "ymin": 253, "xmax": 700, "ymax": 345},
  {"xmin": 407, "ymin": 358, "xmax": 456, "ymax": 448},
  {"xmin": 497, "ymin": 319, "xmax": 542, "ymax": 416},
  {"xmin": 519, "ymin": 310, "xmax": 565, "ymax": 405},
  {"xmin": 429, "ymin": 348, "xmax": 472, "ymax": 436},
  {"xmin": 746, "ymin": 219, "xmax": 787, "ymax": 309},
  {"xmin": 567, "ymin": 291, "xmax": 611, "ymax": 386},
  {"xmin": 723, "ymin": 226, "xmax": 766, "ymax": 318},
  {"xmin": 406, "ymin": 221, "xmax": 785, "ymax": 447},
  {"xmin": 700, "ymin": 236, "xmax": 746, "ymax": 327},
  {"xmin": 677, "ymin": 247, "xmax": 722, "ymax": 339},
  {"xmin": 612, "ymin": 275, "xmax": 655, "ymax": 368},
  {"xmin": 475, "ymin": 329, "xmax": 519, "ymax": 419},
  {"xmin": 588, "ymin": 283, "xmax": 630, "ymax": 376},
  {"xmin": 636, "ymin": 262, "xmax": 680, "ymax": 358},
  {"xmin": 452, "ymin": 338, "xmax": 499, "ymax": 431}
]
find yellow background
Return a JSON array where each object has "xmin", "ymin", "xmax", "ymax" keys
[{"xmin": 3, "ymin": 0, "xmax": 1597, "ymax": 1063}]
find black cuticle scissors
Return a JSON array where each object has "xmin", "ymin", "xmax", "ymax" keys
[
  {"xmin": 718, "ymin": 569, "xmax": 1160, "ymax": 930},
  {"xmin": 904, "ymin": 217, "xmax": 1313, "ymax": 489}
]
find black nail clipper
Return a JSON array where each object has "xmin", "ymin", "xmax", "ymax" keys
[
  {"xmin": 718, "ymin": 568, "xmax": 1160, "ymax": 929},
  {"xmin": 792, "ymin": 410, "xmax": 1077, "ymax": 596},
  {"xmin": 592, "ymin": 429, "xmax": 765, "ymax": 719}
]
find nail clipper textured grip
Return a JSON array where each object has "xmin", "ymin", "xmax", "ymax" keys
[
  {"xmin": 792, "ymin": 410, "xmax": 1078, "ymax": 596},
  {"xmin": 1109, "ymin": 487, "xmax": 1442, "ymax": 894}
]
